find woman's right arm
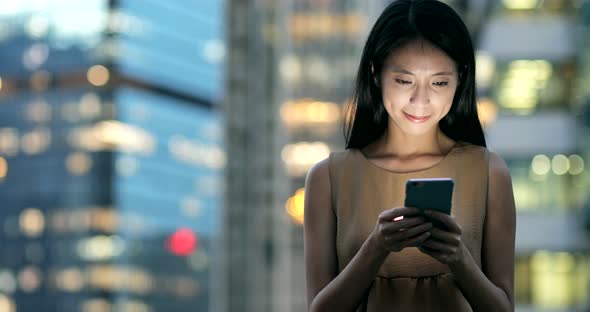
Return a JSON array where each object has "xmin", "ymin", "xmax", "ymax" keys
[{"xmin": 304, "ymin": 158, "xmax": 431, "ymax": 312}]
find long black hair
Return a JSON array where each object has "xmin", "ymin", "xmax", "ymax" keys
[{"xmin": 344, "ymin": 0, "xmax": 486, "ymax": 149}]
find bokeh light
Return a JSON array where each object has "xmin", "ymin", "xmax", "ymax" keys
[
  {"xmin": 531, "ymin": 154, "xmax": 551, "ymax": 175},
  {"xmin": 87, "ymin": 65, "xmax": 110, "ymax": 86},
  {"xmin": 285, "ymin": 188, "xmax": 305, "ymax": 225},
  {"xmin": 19, "ymin": 208, "xmax": 45, "ymax": 238}
]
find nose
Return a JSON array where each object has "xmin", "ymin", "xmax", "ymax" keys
[{"xmin": 409, "ymin": 83, "xmax": 430, "ymax": 106}]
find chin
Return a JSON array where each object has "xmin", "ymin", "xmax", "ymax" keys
[{"xmin": 392, "ymin": 121, "xmax": 435, "ymax": 136}]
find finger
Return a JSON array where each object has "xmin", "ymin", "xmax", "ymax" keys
[
  {"xmin": 379, "ymin": 207, "xmax": 421, "ymax": 221},
  {"xmin": 387, "ymin": 222, "xmax": 433, "ymax": 240},
  {"xmin": 428, "ymin": 228, "xmax": 460, "ymax": 245},
  {"xmin": 380, "ymin": 217, "xmax": 427, "ymax": 235},
  {"xmin": 424, "ymin": 210, "xmax": 461, "ymax": 234},
  {"xmin": 399, "ymin": 231, "xmax": 431, "ymax": 248},
  {"xmin": 420, "ymin": 237, "xmax": 453, "ymax": 253}
]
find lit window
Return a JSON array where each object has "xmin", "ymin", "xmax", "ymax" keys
[
  {"xmin": 285, "ymin": 188, "xmax": 305, "ymax": 224},
  {"xmin": 0, "ymin": 157, "xmax": 7, "ymax": 180},
  {"xmin": 0, "ymin": 294, "xmax": 16, "ymax": 312},
  {"xmin": 66, "ymin": 152, "xmax": 92, "ymax": 176},
  {"xmin": 19, "ymin": 208, "xmax": 45, "ymax": 238},
  {"xmin": 281, "ymin": 141, "xmax": 330, "ymax": 177},
  {"xmin": 54, "ymin": 268, "xmax": 85, "ymax": 292},
  {"xmin": 87, "ymin": 65, "xmax": 110, "ymax": 86},
  {"xmin": 17, "ymin": 266, "xmax": 42, "ymax": 292}
]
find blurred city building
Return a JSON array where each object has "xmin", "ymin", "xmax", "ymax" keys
[
  {"xmin": 0, "ymin": 1, "xmax": 224, "ymax": 312},
  {"xmin": 224, "ymin": 1, "xmax": 386, "ymax": 311},
  {"xmin": 478, "ymin": 1, "xmax": 590, "ymax": 311}
]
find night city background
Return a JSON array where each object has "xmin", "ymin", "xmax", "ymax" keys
[{"xmin": 0, "ymin": 0, "xmax": 589, "ymax": 311}]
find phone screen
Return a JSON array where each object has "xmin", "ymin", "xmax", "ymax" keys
[{"xmin": 404, "ymin": 178, "xmax": 454, "ymax": 229}]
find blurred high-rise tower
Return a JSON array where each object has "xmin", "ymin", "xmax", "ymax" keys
[{"xmin": 0, "ymin": 2, "xmax": 225, "ymax": 312}]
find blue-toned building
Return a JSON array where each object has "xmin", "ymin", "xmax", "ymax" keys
[{"xmin": 0, "ymin": 1, "xmax": 224, "ymax": 311}]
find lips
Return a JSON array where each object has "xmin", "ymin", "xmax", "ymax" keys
[{"xmin": 403, "ymin": 112, "xmax": 430, "ymax": 123}]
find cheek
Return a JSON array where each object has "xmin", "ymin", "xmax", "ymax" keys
[
  {"xmin": 381, "ymin": 87, "xmax": 409, "ymax": 110},
  {"xmin": 436, "ymin": 87, "xmax": 457, "ymax": 115},
  {"xmin": 441, "ymin": 97, "xmax": 453, "ymax": 115}
]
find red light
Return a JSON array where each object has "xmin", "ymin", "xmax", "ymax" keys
[{"xmin": 166, "ymin": 228, "xmax": 198, "ymax": 256}]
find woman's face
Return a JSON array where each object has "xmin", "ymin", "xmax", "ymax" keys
[{"xmin": 378, "ymin": 39, "xmax": 459, "ymax": 136}]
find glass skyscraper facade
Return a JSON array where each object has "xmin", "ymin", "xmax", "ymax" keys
[{"xmin": 0, "ymin": 1, "xmax": 224, "ymax": 312}]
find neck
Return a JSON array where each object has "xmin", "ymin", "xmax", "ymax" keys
[{"xmin": 379, "ymin": 122, "xmax": 445, "ymax": 158}]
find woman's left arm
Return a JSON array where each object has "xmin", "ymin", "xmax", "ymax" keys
[{"xmin": 419, "ymin": 151, "xmax": 516, "ymax": 311}]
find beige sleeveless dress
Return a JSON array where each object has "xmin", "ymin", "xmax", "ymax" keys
[{"xmin": 328, "ymin": 141, "xmax": 489, "ymax": 311}]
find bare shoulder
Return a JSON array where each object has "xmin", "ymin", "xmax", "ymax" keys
[
  {"xmin": 487, "ymin": 151, "xmax": 512, "ymax": 183},
  {"xmin": 305, "ymin": 157, "xmax": 331, "ymax": 194}
]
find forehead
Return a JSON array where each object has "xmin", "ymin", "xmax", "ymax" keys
[{"xmin": 383, "ymin": 39, "xmax": 457, "ymax": 72}]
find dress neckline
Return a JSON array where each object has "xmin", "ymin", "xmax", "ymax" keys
[{"xmin": 355, "ymin": 141, "xmax": 465, "ymax": 175}]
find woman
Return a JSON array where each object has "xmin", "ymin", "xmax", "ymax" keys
[{"xmin": 303, "ymin": 0, "xmax": 516, "ymax": 311}]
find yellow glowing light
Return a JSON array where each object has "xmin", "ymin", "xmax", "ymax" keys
[
  {"xmin": 551, "ymin": 154, "xmax": 569, "ymax": 175},
  {"xmin": 66, "ymin": 152, "xmax": 92, "ymax": 175},
  {"xmin": 87, "ymin": 65, "xmax": 110, "ymax": 86},
  {"xmin": 530, "ymin": 251, "xmax": 578, "ymax": 307},
  {"xmin": 0, "ymin": 77, "xmax": 3, "ymax": 92},
  {"xmin": 117, "ymin": 301, "xmax": 152, "ymax": 312},
  {"xmin": 96, "ymin": 120, "xmax": 156, "ymax": 155},
  {"xmin": 568, "ymin": 155, "xmax": 584, "ymax": 175},
  {"xmin": 0, "ymin": 128, "xmax": 19, "ymax": 157},
  {"xmin": 21, "ymin": 128, "xmax": 51, "ymax": 155},
  {"xmin": 290, "ymin": 14, "xmax": 365, "ymax": 41},
  {"xmin": 281, "ymin": 141, "xmax": 330, "ymax": 176},
  {"xmin": 280, "ymin": 99, "xmax": 341, "ymax": 128},
  {"xmin": 286, "ymin": 188, "xmax": 305, "ymax": 225},
  {"xmin": 19, "ymin": 208, "xmax": 45, "ymax": 238},
  {"xmin": 77, "ymin": 235, "xmax": 125, "ymax": 261},
  {"xmin": 55, "ymin": 268, "xmax": 84, "ymax": 292},
  {"xmin": 0, "ymin": 294, "xmax": 16, "ymax": 312},
  {"xmin": 90, "ymin": 208, "xmax": 119, "ymax": 233},
  {"xmin": 82, "ymin": 298, "xmax": 112, "ymax": 312},
  {"xmin": 499, "ymin": 60, "xmax": 552, "ymax": 112},
  {"xmin": 503, "ymin": 0, "xmax": 538, "ymax": 10},
  {"xmin": 531, "ymin": 155, "xmax": 551, "ymax": 175},
  {"xmin": 0, "ymin": 157, "xmax": 7, "ymax": 179},
  {"xmin": 67, "ymin": 120, "xmax": 157, "ymax": 155},
  {"xmin": 477, "ymin": 98, "xmax": 498, "ymax": 127},
  {"xmin": 87, "ymin": 265, "xmax": 153, "ymax": 294}
]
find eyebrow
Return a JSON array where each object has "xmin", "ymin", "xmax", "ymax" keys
[{"xmin": 388, "ymin": 65, "xmax": 455, "ymax": 76}]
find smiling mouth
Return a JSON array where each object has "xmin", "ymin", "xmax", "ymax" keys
[{"xmin": 403, "ymin": 112, "xmax": 430, "ymax": 123}]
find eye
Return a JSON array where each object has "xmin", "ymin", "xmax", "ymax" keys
[
  {"xmin": 433, "ymin": 81, "xmax": 449, "ymax": 87},
  {"xmin": 395, "ymin": 79, "xmax": 412, "ymax": 85}
]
